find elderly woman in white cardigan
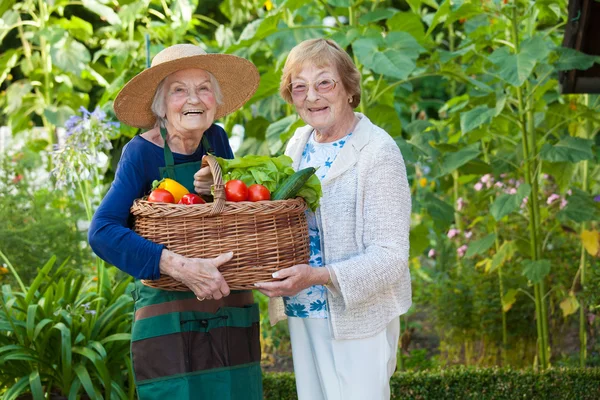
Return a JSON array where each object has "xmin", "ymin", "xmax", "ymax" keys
[{"xmin": 255, "ymin": 38, "xmax": 412, "ymax": 400}]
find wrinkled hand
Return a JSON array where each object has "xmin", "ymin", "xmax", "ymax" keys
[
  {"xmin": 193, "ymin": 164, "xmax": 212, "ymax": 196},
  {"xmin": 255, "ymin": 264, "xmax": 328, "ymax": 298},
  {"xmin": 161, "ymin": 250, "xmax": 233, "ymax": 300}
]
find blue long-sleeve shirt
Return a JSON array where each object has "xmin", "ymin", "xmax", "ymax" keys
[{"xmin": 88, "ymin": 124, "xmax": 234, "ymax": 279}]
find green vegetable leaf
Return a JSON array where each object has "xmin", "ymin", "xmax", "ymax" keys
[{"xmin": 216, "ymin": 155, "xmax": 322, "ymax": 211}]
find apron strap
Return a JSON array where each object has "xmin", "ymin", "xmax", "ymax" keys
[
  {"xmin": 159, "ymin": 126, "xmax": 213, "ymax": 179},
  {"xmin": 201, "ymin": 134, "xmax": 214, "ymax": 155},
  {"xmin": 160, "ymin": 126, "xmax": 176, "ymax": 179}
]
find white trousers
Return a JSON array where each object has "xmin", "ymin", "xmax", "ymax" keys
[{"xmin": 288, "ymin": 317, "xmax": 400, "ymax": 400}]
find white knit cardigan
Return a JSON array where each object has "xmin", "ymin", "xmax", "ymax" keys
[{"xmin": 268, "ymin": 113, "xmax": 412, "ymax": 340}]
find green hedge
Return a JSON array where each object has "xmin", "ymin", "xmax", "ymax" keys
[{"xmin": 263, "ymin": 368, "xmax": 600, "ymax": 400}]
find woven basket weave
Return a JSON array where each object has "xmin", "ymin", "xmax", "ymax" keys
[{"xmin": 130, "ymin": 155, "xmax": 310, "ymax": 291}]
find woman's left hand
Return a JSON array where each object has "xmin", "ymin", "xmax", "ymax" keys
[
  {"xmin": 255, "ymin": 264, "xmax": 329, "ymax": 297},
  {"xmin": 193, "ymin": 164, "xmax": 213, "ymax": 196}
]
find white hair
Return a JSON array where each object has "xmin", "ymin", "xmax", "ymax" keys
[{"xmin": 151, "ymin": 70, "xmax": 224, "ymax": 127}]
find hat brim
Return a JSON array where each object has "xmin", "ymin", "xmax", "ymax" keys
[{"xmin": 114, "ymin": 54, "xmax": 260, "ymax": 129}]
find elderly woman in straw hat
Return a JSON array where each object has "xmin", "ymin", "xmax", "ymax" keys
[
  {"xmin": 255, "ymin": 38, "xmax": 412, "ymax": 400},
  {"xmin": 88, "ymin": 44, "xmax": 262, "ymax": 399}
]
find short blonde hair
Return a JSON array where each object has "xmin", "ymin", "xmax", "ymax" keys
[
  {"xmin": 279, "ymin": 38, "xmax": 361, "ymax": 108},
  {"xmin": 151, "ymin": 70, "xmax": 224, "ymax": 127}
]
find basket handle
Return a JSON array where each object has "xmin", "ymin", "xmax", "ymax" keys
[{"xmin": 201, "ymin": 155, "xmax": 226, "ymax": 216}]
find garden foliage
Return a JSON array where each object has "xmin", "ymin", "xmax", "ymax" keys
[{"xmin": 1, "ymin": 0, "xmax": 600, "ymax": 396}]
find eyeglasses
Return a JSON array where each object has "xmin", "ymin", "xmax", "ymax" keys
[{"xmin": 287, "ymin": 78, "xmax": 338, "ymax": 97}]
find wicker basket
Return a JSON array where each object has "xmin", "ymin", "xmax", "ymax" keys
[{"xmin": 130, "ymin": 155, "xmax": 310, "ymax": 291}]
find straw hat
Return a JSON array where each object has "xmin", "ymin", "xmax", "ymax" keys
[{"xmin": 114, "ymin": 44, "xmax": 260, "ymax": 129}]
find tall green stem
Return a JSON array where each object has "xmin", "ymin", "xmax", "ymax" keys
[
  {"xmin": 482, "ymin": 142, "xmax": 508, "ymax": 365},
  {"xmin": 511, "ymin": 7, "xmax": 549, "ymax": 370}
]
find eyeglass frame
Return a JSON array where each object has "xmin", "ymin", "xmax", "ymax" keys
[{"xmin": 287, "ymin": 78, "xmax": 339, "ymax": 98}]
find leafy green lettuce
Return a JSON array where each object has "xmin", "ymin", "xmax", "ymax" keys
[{"xmin": 216, "ymin": 155, "xmax": 322, "ymax": 211}]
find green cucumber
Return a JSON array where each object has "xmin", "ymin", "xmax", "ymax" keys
[{"xmin": 272, "ymin": 167, "xmax": 317, "ymax": 200}]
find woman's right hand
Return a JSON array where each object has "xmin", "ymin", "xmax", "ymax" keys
[{"xmin": 159, "ymin": 250, "xmax": 233, "ymax": 300}]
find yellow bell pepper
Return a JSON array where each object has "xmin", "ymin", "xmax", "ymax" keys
[{"xmin": 153, "ymin": 178, "xmax": 189, "ymax": 203}]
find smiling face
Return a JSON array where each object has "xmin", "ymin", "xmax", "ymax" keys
[
  {"xmin": 290, "ymin": 64, "xmax": 355, "ymax": 139},
  {"xmin": 163, "ymin": 69, "xmax": 217, "ymax": 135}
]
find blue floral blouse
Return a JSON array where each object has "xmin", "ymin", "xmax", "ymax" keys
[{"xmin": 283, "ymin": 131, "xmax": 352, "ymax": 318}]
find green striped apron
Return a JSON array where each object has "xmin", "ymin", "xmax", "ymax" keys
[{"xmin": 130, "ymin": 129, "xmax": 263, "ymax": 399}]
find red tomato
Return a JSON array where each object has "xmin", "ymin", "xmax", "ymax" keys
[
  {"xmin": 248, "ymin": 184, "xmax": 271, "ymax": 201},
  {"xmin": 178, "ymin": 193, "xmax": 206, "ymax": 205},
  {"xmin": 225, "ymin": 180, "xmax": 248, "ymax": 202},
  {"xmin": 148, "ymin": 188, "xmax": 175, "ymax": 203}
]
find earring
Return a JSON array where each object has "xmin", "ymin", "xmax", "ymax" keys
[{"xmin": 348, "ymin": 96, "xmax": 352, "ymax": 103}]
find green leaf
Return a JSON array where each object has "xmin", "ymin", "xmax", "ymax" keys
[
  {"xmin": 368, "ymin": 105, "xmax": 401, "ymax": 135},
  {"xmin": 439, "ymin": 143, "xmax": 481, "ymax": 176},
  {"xmin": 466, "ymin": 233, "xmax": 496, "ymax": 258},
  {"xmin": 409, "ymin": 223, "xmax": 430, "ymax": 259},
  {"xmin": 387, "ymin": 12, "xmax": 426, "ymax": 44},
  {"xmin": 424, "ymin": 193, "xmax": 455, "ymax": 224},
  {"xmin": 3, "ymin": 376, "xmax": 28, "ymax": 400},
  {"xmin": 502, "ymin": 289, "xmax": 518, "ymax": 312},
  {"xmin": 489, "ymin": 241, "xmax": 516, "ymax": 273},
  {"xmin": 438, "ymin": 44, "xmax": 475, "ymax": 63},
  {"xmin": 542, "ymin": 162, "xmax": 576, "ymax": 193},
  {"xmin": 489, "ymin": 36, "xmax": 551, "ymax": 87},
  {"xmin": 26, "ymin": 304, "xmax": 37, "ymax": 342},
  {"xmin": 58, "ymin": 16, "xmax": 94, "ymax": 42},
  {"xmin": 82, "ymin": 0, "xmax": 121, "ymax": 25},
  {"xmin": 249, "ymin": 71, "xmax": 280, "ymax": 105},
  {"xmin": 54, "ymin": 322, "xmax": 72, "ymax": 385},
  {"xmin": 100, "ymin": 333, "xmax": 132, "ymax": 344},
  {"xmin": 0, "ymin": 10, "xmax": 19, "ymax": 43},
  {"xmin": 539, "ymin": 137, "xmax": 594, "ymax": 163},
  {"xmin": 44, "ymin": 105, "xmax": 75, "ymax": 128},
  {"xmin": 522, "ymin": 259, "xmax": 551, "ymax": 284},
  {"xmin": 51, "ymin": 37, "xmax": 91, "ymax": 75},
  {"xmin": 327, "ymin": 0, "xmax": 351, "ymax": 6},
  {"xmin": 0, "ymin": 48, "xmax": 19, "ymax": 87},
  {"xmin": 385, "ymin": 32, "xmax": 426, "ymax": 59},
  {"xmin": 460, "ymin": 105, "xmax": 495, "ymax": 133},
  {"xmin": 370, "ymin": 49, "xmax": 417, "ymax": 79},
  {"xmin": 555, "ymin": 47, "xmax": 600, "ymax": 71},
  {"xmin": 25, "ymin": 256, "xmax": 56, "ymax": 304},
  {"xmin": 352, "ymin": 37, "xmax": 382, "ymax": 69},
  {"xmin": 5, "ymin": 80, "xmax": 32, "ymax": 114},
  {"xmin": 426, "ymin": 0, "xmax": 450, "ymax": 37},
  {"xmin": 490, "ymin": 183, "xmax": 531, "ymax": 221},
  {"xmin": 33, "ymin": 318, "xmax": 53, "ymax": 341},
  {"xmin": 28, "ymin": 371, "xmax": 44, "ymax": 400},
  {"xmin": 559, "ymin": 188, "xmax": 600, "ymax": 223},
  {"xmin": 359, "ymin": 8, "xmax": 398, "ymax": 24},
  {"xmin": 265, "ymin": 115, "xmax": 303, "ymax": 155},
  {"xmin": 74, "ymin": 364, "xmax": 102, "ymax": 400}
]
